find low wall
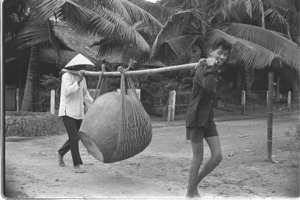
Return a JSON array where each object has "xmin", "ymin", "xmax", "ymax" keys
[{"xmin": 5, "ymin": 112, "xmax": 64, "ymax": 137}]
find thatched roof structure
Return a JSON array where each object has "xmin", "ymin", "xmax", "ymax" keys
[
  {"xmin": 41, "ymin": 23, "xmax": 168, "ymax": 70},
  {"xmin": 143, "ymin": 60, "xmax": 166, "ymax": 68},
  {"xmin": 40, "ymin": 23, "xmax": 124, "ymax": 67}
]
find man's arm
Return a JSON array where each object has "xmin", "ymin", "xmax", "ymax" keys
[
  {"xmin": 194, "ymin": 59, "xmax": 218, "ymax": 93},
  {"xmin": 63, "ymin": 73, "xmax": 80, "ymax": 96},
  {"xmin": 82, "ymin": 77, "xmax": 94, "ymax": 110}
]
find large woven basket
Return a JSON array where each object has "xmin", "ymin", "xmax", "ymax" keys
[{"xmin": 79, "ymin": 90, "xmax": 152, "ymax": 163}]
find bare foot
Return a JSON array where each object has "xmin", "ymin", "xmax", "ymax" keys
[
  {"xmin": 58, "ymin": 153, "xmax": 65, "ymax": 167},
  {"xmin": 186, "ymin": 190, "xmax": 195, "ymax": 198},
  {"xmin": 186, "ymin": 189, "xmax": 200, "ymax": 198},
  {"xmin": 194, "ymin": 188, "xmax": 200, "ymax": 197},
  {"xmin": 74, "ymin": 166, "xmax": 85, "ymax": 173}
]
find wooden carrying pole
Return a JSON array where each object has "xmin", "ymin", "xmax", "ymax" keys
[{"xmin": 61, "ymin": 63, "xmax": 197, "ymax": 77}]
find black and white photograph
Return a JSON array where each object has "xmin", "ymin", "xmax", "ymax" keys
[{"xmin": 1, "ymin": 0, "xmax": 299, "ymax": 199}]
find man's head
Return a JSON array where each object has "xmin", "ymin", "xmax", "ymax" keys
[{"xmin": 208, "ymin": 38, "xmax": 232, "ymax": 66}]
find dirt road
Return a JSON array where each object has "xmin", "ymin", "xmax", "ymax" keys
[{"xmin": 4, "ymin": 114, "xmax": 299, "ymax": 199}]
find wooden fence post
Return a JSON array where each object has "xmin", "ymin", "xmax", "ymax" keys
[
  {"xmin": 275, "ymin": 77, "xmax": 280, "ymax": 102},
  {"xmin": 287, "ymin": 91, "xmax": 291, "ymax": 111},
  {"xmin": 266, "ymin": 90, "xmax": 269, "ymax": 107},
  {"xmin": 16, "ymin": 88, "xmax": 20, "ymax": 112},
  {"xmin": 267, "ymin": 72, "xmax": 274, "ymax": 162},
  {"xmin": 50, "ymin": 90, "xmax": 55, "ymax": 114},
  {"xmin": 135, "ymin": 89, "xmax": 141, "ymax": 100},
  {"xmin": 127, "ymin": 89, "xmax": 141, "ymax": 100},
  {"xmin": 241, "ymin": 90, "xmax": 246, "ymax": 115},
  {"xmin": 167, "ymin": 90, "xmax": 176, "ymax": 122}
]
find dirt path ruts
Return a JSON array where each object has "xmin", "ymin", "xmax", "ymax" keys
[{"xmin": 4, "ymin": 114, "xmax": 299, "ymax": 199}]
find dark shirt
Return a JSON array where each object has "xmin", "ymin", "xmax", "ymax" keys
[{"xmin": 185, "ymin": 60, "xmax": 219, "ymax": 128}]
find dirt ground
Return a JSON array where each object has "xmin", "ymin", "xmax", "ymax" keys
[{"xmin": 3, "ymin": 111, "xmax": 300, "ymax": 199}]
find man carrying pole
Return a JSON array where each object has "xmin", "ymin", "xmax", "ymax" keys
[{"xmin": 185, "ymin": 38, "xmax": 232, "ymax": 197}]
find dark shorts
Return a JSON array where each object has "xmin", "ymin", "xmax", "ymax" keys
[{"xmin": 186, "ymin": 126, "xmax": 219, "ymax": 142}]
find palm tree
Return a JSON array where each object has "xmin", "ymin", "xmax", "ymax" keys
[
  {"xmin": 14, "ymin": 0, "xmax": 299, "ymax": 110},
  {"xmin": 13, "ymin": 0, "xmax": 163, "ymax": 111},
  {"xmin": 152, "ymin": 0, "xmax": 299, "ymax": 64},
  {"xmin": 87, "ymin": 0, "xmax": 299, "ymax": 105},
  {"xmin": 4, "ymin": 0, "xmax": 39, "ymax": 111},
  {"xmin": 148, "ymin": 0, "xmax": 300, "ymax": 99},
  {"xmin": 4, "ymin": 0, "xmax": 73, "ymax": 111},
  {"xmin": 4, "ymin": 0, "xmax": 29, "ymax": 63},
  {"xmin": 94, "ymin": 0, "xmax": 299, "ymax": 79},
  {"xmin": 227, "ymin": 0, "xmax": 300, "ymax": 99}
]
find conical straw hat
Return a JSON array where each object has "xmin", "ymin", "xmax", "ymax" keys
[{"xmin": 64, "ymin": 54, "xmax": 95, "ymax": 69}]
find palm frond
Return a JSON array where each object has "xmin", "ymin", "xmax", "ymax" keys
[
  {"xmin": 33, "ymin": 0, "xmax": 66, "ymax": 23},
  {"xmin": 270, "ymin": 4, "xmax": 300, "ymax": 25},
  {"xmin": 157, "ymin": 0, "xmax": 185, "ymax": 9},
  {"xmin": 224, "ymin": 23, "xmax": 300, "ymax": 67},
  {"xmin": 151, "ymin": 9, "xmax": 205, "ymax": 57},
  {"xmin": 208, "ymin": 0, "xmax": 247, "ymax": 24},
  {"xmin": 128, "ymin": 0, "xmax": 176, "ymax": 24},
  {"xmin": 135, "ymin": 26, "xmax": 156, "ymax": 46},
  {"xmin": 17, "ymin": 18, "xmax": 53, "ymax": 48},
  {"xmin": 208, "ymin": 29, "xmax": 297, "ymax": 70},
  {"xmin": 90, "ymin": 37, "xmax": 146, "ymax": 63},
  {"xmin": 62, "ymin": 0, "xmax": 152, "ymax": 53},
  {"xmin": 155, "ymin": 35, "xmax": 201, "ymax": 59},
  {"xmin": 120, "ymin": 0, "xmax": 163, "ymax": 29},
  {"xmin": 17, "ymin": 0, "xmax": 151, "ymax": 54},
  {"xmin": 90, "ymin": 38, "xmax": 123, "ymax": 57},
  {"xmin": 264, "ymin": 0, "xmax": 297, "ymax": 9},
  {"xmin": 88, "ymin": 0, "xmax": 132, "ymax": 23},
  {"xmin": 17, "ymin": 19, "xmax": 72, "ymax": 58},
  {"xmin": 265, "ymin": 8, "xmax": 290, "ymax": 34},
  {"xmin": 55, "ymin": 0, "xmax": 115, "ymax": 35},
  {"xmin": 244, "ymin": 0, "xmax": 252, "ymax": 18}
]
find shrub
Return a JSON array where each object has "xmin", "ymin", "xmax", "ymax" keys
[
  {"xmin": 5, "ymin": 111, "xmax": 64, "ymax": 137},
  {"xmin": 40, "ymin": 74, "xmax": 61, "ymax": 111},
  {"xmin": 284, "ymin": 123, "xmax": 300, "ymax": 168}
]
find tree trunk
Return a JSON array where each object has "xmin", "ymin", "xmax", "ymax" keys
[
  {"xmin": 292, "ymin": 73, "xmax": 300, "ymax": 106},
  {"xmin": 21, "ymin": 45, "xmax": 40, "ymax": 111},
  {"xmin": 235, "ymin": 63, "xmax": 244, "ymax": 92},
  {"xmin": 245, "ymin": 67, "xmax": 255, "ymax": 99},
  {"xmin": 275, "ymin": 77, "xmax": 280, "ymax": 102},
  {"xmin": 258, "ymin": 0, "xmax": 265, "ymax": 29}
]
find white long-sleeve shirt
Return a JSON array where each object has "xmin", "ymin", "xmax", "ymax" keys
[{"xmin": 58, "ymin": 72, "xmax": 93, "ymax": 119}]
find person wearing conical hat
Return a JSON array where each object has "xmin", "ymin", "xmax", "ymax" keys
[{"xmin": 57, "ymin": 54, "xmax": 94, "ymax": 173}]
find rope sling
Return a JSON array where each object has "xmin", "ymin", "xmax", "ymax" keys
[{"xmin": 79, "ymin": 67, "xmax": 152, "ymax": 163}]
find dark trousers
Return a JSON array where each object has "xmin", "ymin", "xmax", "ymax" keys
[{"xmin": 58, "ymin": 116, "xmax": 83, "ymax": 166}]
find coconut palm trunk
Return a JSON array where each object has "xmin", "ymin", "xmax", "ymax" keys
[
  {"xmin": 21, "ymin": 44, "xmax": 40, "ymax": 111},
  {"xmin": 245, "ymin": 67, "xmax": 255, "ymax": 99},
  {"xmin": 292, "ymin": 74, "xmax": 300, "ymax": 106}
]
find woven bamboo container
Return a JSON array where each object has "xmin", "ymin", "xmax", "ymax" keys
[{"xmin": 79, "ymin": 91, "xmax": 152, "ymax": 163}]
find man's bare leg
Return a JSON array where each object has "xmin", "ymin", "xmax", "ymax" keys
[
  {"xmin": 196, "ymin": 136, "xmax": 223, "ymax": 185},
  {"xmin": 186, "ymin": 141, "xmax": 204, "ymax": 197},
  {"xmin": 58, "ymin": 153, "xmax": 65, "ymax": 167}
]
